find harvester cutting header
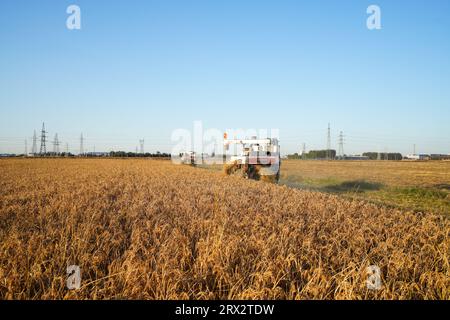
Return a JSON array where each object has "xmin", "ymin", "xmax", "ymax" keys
[{"xmin": 223, "ymin": 133, "xmax": 281, "ymax": 183}]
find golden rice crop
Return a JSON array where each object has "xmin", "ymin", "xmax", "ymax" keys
[
  {"xmin": 281, "ymin": 159, "xmax": 450, "ymax": 188},
  {"xmin": 0, "ymin": 158, "xmax": 448, "ymax": 299}
]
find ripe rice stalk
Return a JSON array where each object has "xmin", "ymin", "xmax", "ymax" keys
[{"xmin": 0, "ymin": 158, "xmax": 448, "ymax": 300}]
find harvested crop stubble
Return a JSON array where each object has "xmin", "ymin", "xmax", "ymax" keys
[{"xmin": 0, "ymin": 159, "xmax": 448, "ymax": 299}]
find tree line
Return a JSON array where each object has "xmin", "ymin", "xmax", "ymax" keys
[{"xmin": 287, "ymin": 149, "xmax": 337, "ymax": 160}]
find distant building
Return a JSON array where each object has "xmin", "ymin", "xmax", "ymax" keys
[
  {"xmin": 85, "ymin": 152, "xmax": 109, "ymax": 157},
  {"xmin": 342, "ymin": 155, "xmax": 370, "ymax": 160},
  {"xmin": 430, "ymin": 154, "xmax": 450, "ymax": 160},
  {"xmin": 404, "ymin": 154, "xmax": 431, "ymax": 160}
]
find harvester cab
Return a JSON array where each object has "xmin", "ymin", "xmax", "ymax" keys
[{"xmin": 223, "ymin": 135, "xmax": 281, "ymax": 183}]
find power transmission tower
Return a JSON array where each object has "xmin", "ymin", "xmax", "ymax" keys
[
  {"xmin": 139, "ymin": 139, "xmax": 144, "ymax": 154},
  {"xmin": 302, "ymin": 143, "xmax": 306, "ymax": 160},
  {"xmin": 326, "ymin": 123, "xmax": 331, "ymax": 160},
  {"xmin": 24, "ymin": 140, "xmax": 28, "ymax": 156},
  {"xmin": 80, "ymin": 133, "xmax": 84, "ymax": 156},
  {"xmin": 39, "ymin": 122, "xmax": 47, "ymax": 156},
  {"xmin": 53, "ymin": 134, "xmax": 60, "ymax": 155},
  {"xmin": 65, "ymin": 143, "xmax": 69, "ymax": 156},
  {"xmin": 32, "ymin": 130, "xmax": 37, "ymax": 156},
  {"xmin": 338, "ymin": 131, "xmax": 344, "ymax": 159}
]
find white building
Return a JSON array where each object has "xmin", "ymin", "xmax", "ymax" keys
[{"xmin": 404, "ymin": 154, "xmax": 430, "ymax": 160}]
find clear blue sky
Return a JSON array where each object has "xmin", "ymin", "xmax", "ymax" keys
[{"xmin": 0, "ymin": 0, "xmax": 449, "ymax": 155}]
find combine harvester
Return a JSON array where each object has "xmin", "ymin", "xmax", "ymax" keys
[
  {"xmin": 181, "ymin": 151, "xmax": 196, "ymax": 166},
  {"xmin": 223, "ymin": 134, "xmax": 281, "ymax": 183}
]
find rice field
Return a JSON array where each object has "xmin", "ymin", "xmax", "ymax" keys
[
  {"xmin": 0, "ymin": 158, "xmax": 448, "ymax": 299},
  {"xmin": 281, "ymin": 160, "xmax": 450, "ymax": 188},
  {"xmin": 280, "ymin": 160, "xmax": 450, "ymax": 215}
]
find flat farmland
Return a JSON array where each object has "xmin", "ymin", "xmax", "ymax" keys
[
  {"xmin": 281, "ymin": 160, "xmax": 450, "ymax": 187},
  {"xmin": 0, "ymin": 158, "xmax": 448, "ymax": 299},
  {"xmin": 280, "ymin": 160, "xmax": 450, "ymax": 215}
]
